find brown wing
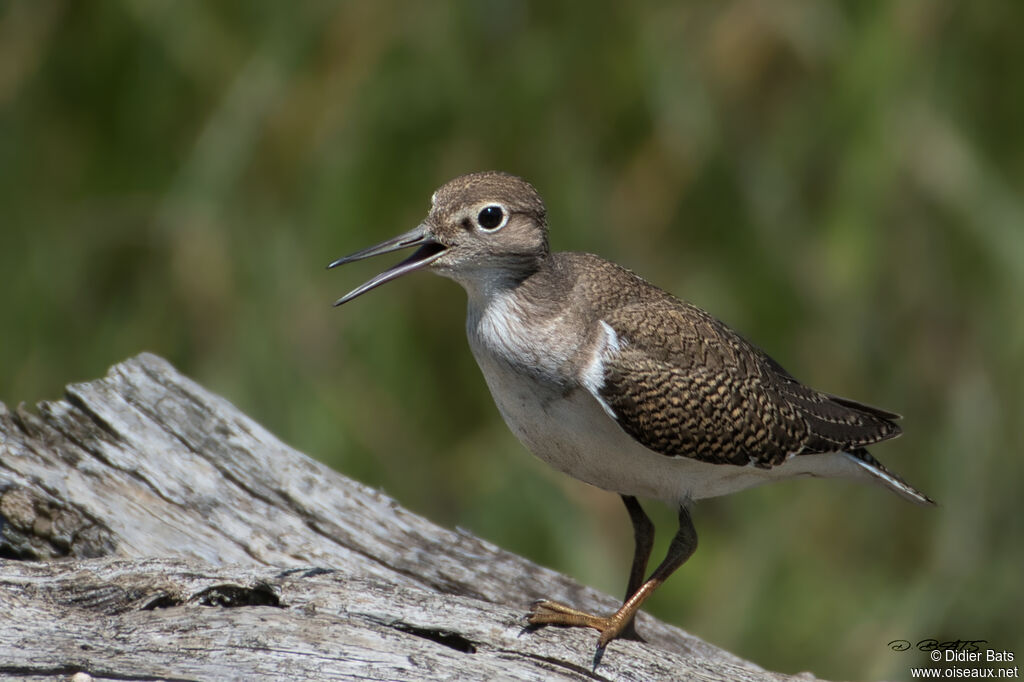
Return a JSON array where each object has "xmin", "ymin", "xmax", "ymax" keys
[{"xmin": 595, "ymin": 300, "xmax": 901, "ymax": 467}]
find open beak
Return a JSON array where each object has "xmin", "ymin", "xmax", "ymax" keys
[{"xmin": 327, "ymin": 224, "xmax": 446, "ymax": 306}]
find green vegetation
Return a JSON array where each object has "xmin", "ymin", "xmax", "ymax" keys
[{"xmin": 1, "ymin": 3, "xmax": 1020, "ymax": 678}]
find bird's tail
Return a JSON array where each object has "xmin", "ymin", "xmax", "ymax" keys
[{"xmin": 844, "ymin": 448, "xmax": 936, "ymax": 506}]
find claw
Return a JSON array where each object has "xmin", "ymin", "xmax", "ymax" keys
[{"xmin": 526, "ymin": 599, "xmax": 632, "ymax": 646}]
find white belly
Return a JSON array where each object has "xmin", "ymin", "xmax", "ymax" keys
[{"xmin": 470, "ymin": 346, "xmax": 846, "ymax": 505}]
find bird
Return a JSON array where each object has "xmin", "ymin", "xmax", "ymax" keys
[{"xmin": 328, "ymin": 170, "xmax": 934, "ymax": 653}]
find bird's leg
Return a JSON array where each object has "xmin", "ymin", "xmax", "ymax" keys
[
  {"xmin": 532, "ymin": 496, "xmax": 656, "ymax": 641},
  {"xmin": 529, "ymin": 505, "xmax": 697, "ymax": 649},
  {"xmin": 618, "ymin": 495, "xmax": 655, "ymax": 640}
]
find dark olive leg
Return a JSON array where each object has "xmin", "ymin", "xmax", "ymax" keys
[
  {"xmin": 619, "ymin": 495, "xmax": 655, "ymax": 640},
  {"xmin": 529, "ymin": 505, "xmax": 697, "ymax": 649}
]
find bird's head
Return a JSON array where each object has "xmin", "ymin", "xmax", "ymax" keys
[{"xmin": 329, "ymin": 171, "xmax": 548, "ymax": 305}]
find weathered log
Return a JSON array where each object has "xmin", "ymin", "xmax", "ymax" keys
[{"xmin": 0, "ymin": 353, "xmax": 815, "ymax": 680}]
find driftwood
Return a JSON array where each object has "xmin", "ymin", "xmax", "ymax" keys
[{"xmin": 0, "ymin": 353, "xmax": 816, "ymax": 681}]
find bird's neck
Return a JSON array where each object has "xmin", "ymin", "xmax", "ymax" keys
[
  {"xmin": 460, "ymin": 254, "xmax": 583, "ymax": 387},
  {"xmin": 448, "ymin": 254, "xmax": 548, "ymax": 311}
]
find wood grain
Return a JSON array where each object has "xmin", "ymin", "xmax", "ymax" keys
[{"xmin": 0, "ymin": 353, "xmax": 817, "ymax": 681}]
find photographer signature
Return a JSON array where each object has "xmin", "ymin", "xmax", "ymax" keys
[{"xmin": 889, "ymin": 639, "xmax": 989, "ymax": 653}]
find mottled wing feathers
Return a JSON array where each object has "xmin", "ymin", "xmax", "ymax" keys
[
  {"xmin": 593, "ymin": 297, "xmax": 902, "ymax": 468},
  {"xmin": 533, "ymin": 253, "xmax": 903, "ymax": 468}
]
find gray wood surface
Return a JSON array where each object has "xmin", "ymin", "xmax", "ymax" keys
[{"xmin": 0, "ymin": 353, "xmax": 816, "ymax": 681}]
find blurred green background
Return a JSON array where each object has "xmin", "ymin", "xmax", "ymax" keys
[{"xmin": 2, "ymin": 1, "xmax": 1021, "ymax": 678}]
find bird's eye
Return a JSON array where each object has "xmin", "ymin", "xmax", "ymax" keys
[{"xmin": 476, "ymin": 205, "xmax": 506, "ymax": 231}]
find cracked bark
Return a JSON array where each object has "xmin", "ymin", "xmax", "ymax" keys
[{"xmin": 0, "ymin": 353, "xmax": 818, "ymax": 681}]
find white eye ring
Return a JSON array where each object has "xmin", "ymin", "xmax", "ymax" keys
[{"xmin": 475, "ymin": 204, "xmax": 508, "ymax": 232}]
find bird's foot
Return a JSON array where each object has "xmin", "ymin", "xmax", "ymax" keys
[{"xmin": 527, "ymin": 599, "xmax": 637, "ymax": 648}]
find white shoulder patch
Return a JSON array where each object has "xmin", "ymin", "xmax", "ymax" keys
[
  {"xmin": 599, "ymin": 320, "xmax": 622, "ymax": 352},
  {"xmin": 581, "ymin": 320, "xmax": 623, "ymax": 420}
]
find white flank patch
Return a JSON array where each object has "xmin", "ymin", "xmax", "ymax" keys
[{"xmin": 581, "ymin": 320, "xmax": 622, "ymax": 420}]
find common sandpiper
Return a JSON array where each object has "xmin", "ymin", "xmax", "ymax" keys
[{"xmin": 328, "ymin": 171, "xmax": 933, "ymax": 654}]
